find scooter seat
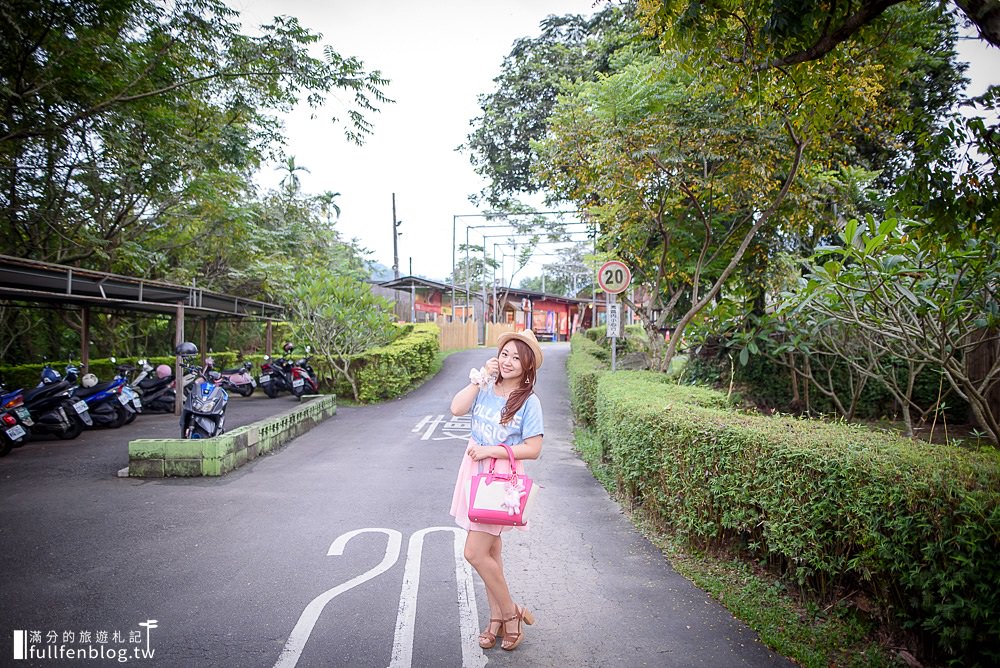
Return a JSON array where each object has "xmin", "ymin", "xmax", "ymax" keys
[
  {"xmin": 138, "ymin": 377, "xmax": 173, "ymax": 390},
  {"xmin": 74, "ymin": 381, "xmax": 118, "ymax": 397},
  {"xmin": 24, "ymin": 380, "xmax": 72, "ymax": 402},
  {"xmin": 220, "ymin": 366, "xmax": 245, "ymax": 374}
]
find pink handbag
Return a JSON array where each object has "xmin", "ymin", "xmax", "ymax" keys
[{"xmin": 468, "ymin": 444, "xmax": 537, "ymax": 527}]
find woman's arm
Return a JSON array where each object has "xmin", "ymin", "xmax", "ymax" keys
[
  {"xmin": 466, "ymin": 435, "xmax": 542, "ymax": 462},
  {"xmin": 450, "ymin": 382, "xmax": 479, "ymax": 416},
  {"xmin": 450, "ymin": 357, "xmax": 499, "ymax": 416}
]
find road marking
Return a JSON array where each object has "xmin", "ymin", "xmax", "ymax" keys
[
  {"xmin": 274, "ymin": 527, "xmax": 485, "ymax": 668},
  {"xmin": 387, "ymin": 527, "xmax": 486, "ymax": 668},
  {"xmin": 412, "ymin": 414, "xmax": 471, "ymax": 441},
  {"xmin": 273, "ymin": 528, "xmax": 402, "ymax": 668}
]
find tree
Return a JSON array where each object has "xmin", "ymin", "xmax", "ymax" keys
[
  {"xmin": 316, "ymin": 191, "xmax": 342, "ymax": 223},
  {"xmin": 286, "ymin": 269, "xmax": 397, "ymax": 402},
  {"xmin": 636, "ymin": 0, "xmax": 996, "ymax": 239},
  {"xmin": 532, "ymin": 0, "xmax": 969, "ymax": 375},
  {"xmin": 463, "ymin": 3, "xmax": 654, "ymax": 206},
  {"xmin": 791, "ymin": 216, "xmax": 1000, "ymax": 442},
  {"xmin": 0, "ymin": 0, "xmax": 390, "ymax": 267},
  {"xmin": 637, "ymin": 0, "xmax": 1000, "ymax": 60},
  {"xmin": 277, "ymin": 157, "xmax": 311, "ymax": 199},
  {"xmin": 520, "ymin": 243, "xmax": 597, "ymax": 298},
  {"xmin": 533, "ymin": 54, "xmax": 809, "ymax": 370}
]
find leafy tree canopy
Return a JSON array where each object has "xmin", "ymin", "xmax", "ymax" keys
[
  {"xmin": 463, "ymin": 2, "xmax": 655, "ymax": 207},
  {"xmin": 0, "ymin": 0, "xmax": 390, "ymax": 268},
  {"xmin": 636, "ymin": 0, "xmax": 1000, "ymax": 61},
  {"xmin": 636, "ymin": 0, "xmax": 997, "ymax": 237}
]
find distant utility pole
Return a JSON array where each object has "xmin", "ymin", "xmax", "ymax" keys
[{"xmin": 392, "ymin": 193, "xmax": 402, "ymax": 280}]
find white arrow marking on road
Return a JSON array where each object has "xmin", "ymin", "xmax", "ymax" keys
[
  {"xmin": 273, "ymin": 528, "xmax": 403, "ymax": 668},
  {"xmin": 387, "ymin": 527, "xmax": 486, "ymax": 668}
]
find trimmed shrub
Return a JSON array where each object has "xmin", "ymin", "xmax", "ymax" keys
[
  {"xmin": 568, "ymin": 334, "xmax": 608, "ymax": 425},
  {"xmin": 570, "ymin": 345, "xmax": 1000, "ymax": 664},
  {"xmin": 324, "ymin": 323, "xmax": 439, "ymax": 402},
  {"xmin": 353, "ymin": 323, "xmax": 439, "ymax": 402}
]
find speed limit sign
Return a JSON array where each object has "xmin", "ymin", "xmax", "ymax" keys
[{"xmin": 598, "ymin": 260, "xmax": 631, "ymax": 295}]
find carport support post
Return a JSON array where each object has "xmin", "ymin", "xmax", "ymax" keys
[
  {"xmin": 80, "ymin": 306, "xmax": 90, "ymax": 371},
  {"xmin": 199, "ymin": 320, "xmax": 207, "ymax": 367},
  {"xmin": 265, "ymin": 320, "xmax": 273, "ymax": 355},
  {"xmin": 174, "ymin": 302, "xmax": 185, "ymax": 415}
]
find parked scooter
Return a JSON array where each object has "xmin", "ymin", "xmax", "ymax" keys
[
  {"xmin": 61, "ymin": 363, "xmax": 135, "ymax": 429},
  {"xmin": 177, "ymin": 342, "xmax": 229, "ymax": 439},
  {"xmin": 207, "ymin": 358, "xmax": 256, "ymax": 397},
  {"xmin": 20, "ymin": 368, "xmax": 93, "ymax": 439},
  {"xmin": 0, "ymin": 386, "xmax": 31, "ymax": 456},
  {"xmin": 129, "ymin": 359, "xmax": 176, "ymax": 413},
  {"xmin": 259, "ymin": 343, "xmax": 295, "ymax": 398},
  {"xmin": 290, "ymin": 348, "xmax": 319, "ymax": 399},
  {"xmin": 110, "ymin": 361, "xmax": 143, "ymax": 423}
]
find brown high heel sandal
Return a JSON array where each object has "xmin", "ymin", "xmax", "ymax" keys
[
  {"xmin": 478, "ymin": 618, "xmax": 503, "ymax": 649},
  {"xmin": 500, "ymin": 605, "xmax": 535, "ymax": 651}
]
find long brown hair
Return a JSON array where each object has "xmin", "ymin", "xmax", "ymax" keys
[{"xmin": 499, "ymin": 339, "xmax": 537, "ymax": 425}]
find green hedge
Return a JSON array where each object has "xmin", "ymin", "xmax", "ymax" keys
[
  {"xmin": 350, "ymin": 323, "xmax": 439, "ymax": 403},
  {"xmin": 568, "ymin": 344, "xmax": 1000, "ymax": 665},
  {"xmin": 583, "ymin": 323, "xmax": 647, "ymax": 354},
  {"xmin": 568, "ymin": 334, "xmax": 608, "ymax": 425},
  {"xmin": 321, "ymin": 323, "xmax": 438, "ymax": 402}
]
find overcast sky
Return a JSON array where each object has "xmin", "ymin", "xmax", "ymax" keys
[
  {"xmin": 228, "ymin": 1, "xmax": 1000, "ymax": 283},
  {"xmin": 228, "ymin": 0, "xmax": 601, "ymax": 283}
]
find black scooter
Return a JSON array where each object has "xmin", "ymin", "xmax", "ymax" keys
[
  {"xmin": 0, "ymin": 386, "xmax": 31, "ymax": 456},
  {"xmin": 21, "ymin": 376, "xmax": 93, "ymax": 440},
  {"xmin": 259, "ymin": 343, "xmax": 295, "ymax": 398},
  {"xmin": 130, "ymin": 359, "xmax": 176, "ymax": 413}
]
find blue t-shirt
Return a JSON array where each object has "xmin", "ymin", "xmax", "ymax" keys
[{"xmin": 469, "ymin": 387, "xmax": 544, "ymax": 447}]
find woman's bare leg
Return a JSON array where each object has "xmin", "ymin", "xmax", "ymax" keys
[
  {"xmin": 480, "ymin": 536, "xmax": 505, "ymax": 636},
  {"xmin": 465, "ymin": 530, "xmax": 516, "ymax": 623}
]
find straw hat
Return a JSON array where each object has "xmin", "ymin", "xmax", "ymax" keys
[{"xmin": 497, "ymin": 329, "xmax": 544, "ymax": 369}]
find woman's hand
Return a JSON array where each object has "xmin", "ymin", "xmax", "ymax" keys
[
  {"xmin": 484, "ymin": 357, "xmax": 499, "ymax": 379},
  {"xmin": 466, "ymin": 444, "xmax": 496, "ymax": 462}
]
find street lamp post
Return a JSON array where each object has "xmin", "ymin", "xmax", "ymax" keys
[
  {"xmin": 451, "ymin": 210, "xmax": 583, "ymax": 323},
  {"xmin": 392, "ymin": 193, "xmax": 402, "ymax": 280}
]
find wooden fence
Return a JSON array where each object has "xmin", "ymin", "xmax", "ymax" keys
[
  {"xmin": 486, "ymin": 322, "xmax": 515, "ymax": 347},
  {"xmin": 437, "ymin": 321, "xmax": 515, "ymax": 351},
  {"xmin": 438, "ymin": 320, "xmax": 477, "ymax": 350}
]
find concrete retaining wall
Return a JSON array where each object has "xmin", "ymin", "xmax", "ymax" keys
[{"xmin": 127, "ymin": 395, "xmax": 337, "ymax": 477}]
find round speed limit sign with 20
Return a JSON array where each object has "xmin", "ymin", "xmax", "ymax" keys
[{"xmin": 598, "ymin": 260, "xmax": 631, "ymax": 294}]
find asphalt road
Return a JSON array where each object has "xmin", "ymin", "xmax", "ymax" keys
[{"xmin": 1, "ymin": 343, "xmax": 794, "ymax": 667}]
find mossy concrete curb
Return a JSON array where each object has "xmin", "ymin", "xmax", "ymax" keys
[{"xmin": 126, "ymin": 394, "xmax": 337, "ymax": 477}]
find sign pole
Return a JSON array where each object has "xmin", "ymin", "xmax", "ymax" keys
[
  {"xmin": 598, "ymin": 260, "xmax": 630, "ymax": 374},
  {"xmin": 610, "ymin": 293, "xmax": 617, "ymax": 372}
]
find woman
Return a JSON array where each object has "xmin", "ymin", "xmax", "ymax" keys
[{"xmin": 449, "ymin": 329, "xmax": 544, "ymax": 652}]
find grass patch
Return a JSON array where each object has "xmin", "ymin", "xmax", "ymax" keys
[
  {"xmin": 572, "ymin": 425, "xmax": 901, "ymax": 668},
  {"xmin": 573, "ymin": 425, "xmax": 615, "ymax": 492}
]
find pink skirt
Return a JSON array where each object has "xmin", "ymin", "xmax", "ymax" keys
[{"xmin": 450, "ymin": 438, "xmax": 529, "ymax": 536}]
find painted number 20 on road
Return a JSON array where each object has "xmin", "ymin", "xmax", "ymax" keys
[{"xmin": 598, "ymin": 260, "xmax": 631, "ymax": 295}]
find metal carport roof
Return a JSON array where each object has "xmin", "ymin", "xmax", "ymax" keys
[
  {"xmin": 0, "ymin": 254, "xmax": 285, "ymax": 393},
  {"xmin": 0, "ymin": 254, "xmax": 283, "ymax": 319}
]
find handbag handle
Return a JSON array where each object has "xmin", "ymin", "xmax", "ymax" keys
[{"xmin": 485, "ymin": 443, "xmax": 518, "ymax": 483}]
